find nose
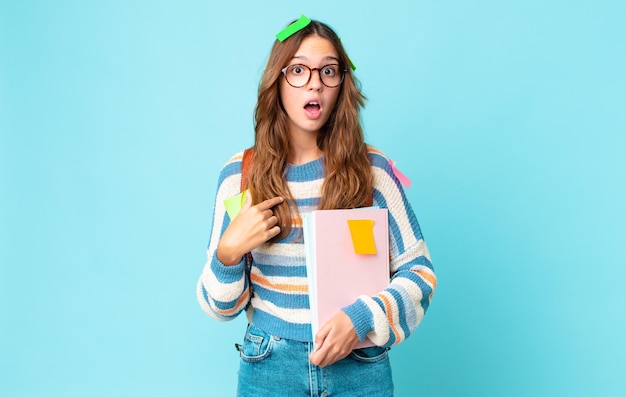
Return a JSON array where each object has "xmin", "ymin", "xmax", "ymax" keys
[{"xmin": 307, "ymin": 68, "xmax": 323, "ymax": 90}]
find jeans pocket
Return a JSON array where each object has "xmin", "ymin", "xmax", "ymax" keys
[
  {"xmin": 349, "ymin": 346, "xmax": 390, "ymax": 363},
  {"xmin": 239, "ymin": 324, "xmax": 274, "ymax": 363}
]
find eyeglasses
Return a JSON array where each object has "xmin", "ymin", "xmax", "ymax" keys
[{"xmin": 281, "ymin": 64, "xmax": 347, "ymax": 88}]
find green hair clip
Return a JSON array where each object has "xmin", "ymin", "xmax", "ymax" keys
[
  {"xmin": 276, "ymin": 14, "xmax": 311, "ymax": 42},
  {"xmin": 275, "ymin": 15, "xmax": 357, "ymax": 71}
]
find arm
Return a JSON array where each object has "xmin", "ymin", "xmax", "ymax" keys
[
  {"xmin": 196, "ymin": 153, "xmax": 284, "ymax": 321},
  {"xmin": 342, "ymin": 152, "xmax": 436, "ymax": 346},
  {"xmin": 196, "ymin": 153, "xmax": 250, "ymax": 321},
  {"xmin": 310, "ymin": 151, "xmax": 436, "ymax": 366}
]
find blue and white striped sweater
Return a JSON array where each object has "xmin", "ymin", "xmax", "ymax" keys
[{"xmin": 197, "ymin": 147, "xmax": 436, "ymax": 346}]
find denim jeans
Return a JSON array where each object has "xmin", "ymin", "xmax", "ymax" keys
[{"xmin": 236, "ymin": 324, "xmax": 394, "ymax": 397}]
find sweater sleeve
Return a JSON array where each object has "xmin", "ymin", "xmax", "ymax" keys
[
  {"xmin": 341, "ymin": 149, "xmax": 437, "ymax": 347},
  {"xmin": 196, "ymin": 151, "xmax": 252, "ymax": 321}
]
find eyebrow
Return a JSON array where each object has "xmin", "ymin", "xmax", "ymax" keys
[{"xmin": 291, "ymin": 55, "xmax": 340, "ymax": 63}]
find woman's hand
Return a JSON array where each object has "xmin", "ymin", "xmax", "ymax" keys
[
  {"xmin": 216, "ymin": 194, "xmax": 284, "ymax": 266},
  {"xmin": 309, "ymin": 311, "xmax": 359, "ymax": 368}
]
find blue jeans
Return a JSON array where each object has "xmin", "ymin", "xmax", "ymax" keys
[{"xmin": 237, "ymin": 324, "xmax": 394, "ymax": 397}]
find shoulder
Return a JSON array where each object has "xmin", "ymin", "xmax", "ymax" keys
[
  {"xmin": 216, "ymin": 150, "xmax": 246, "ymax": 185},
  {"xmin": 366, "ymin": 145, "xmax": 393, "ymax": 172},
  {"xmin": 366, "ymin": 145, "xmax": 405, "ymax": 193},
  {"xmin": 224, "ymin": 150, "xmax": 246, "ymax": 167}
]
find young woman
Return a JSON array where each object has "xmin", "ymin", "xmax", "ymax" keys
[{"xmin": 197, "ymin": 17, "xmax": 436, "ymax": 396}]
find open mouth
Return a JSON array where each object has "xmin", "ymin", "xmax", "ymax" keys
[
  {"xmin": 304, "ymin": 101, "xmax": 321, "ymax": 112},
  {"xmin": 303, "ymin": 101, "xmax": 322, "ymax": 119}
]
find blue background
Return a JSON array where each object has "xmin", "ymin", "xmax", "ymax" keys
[{"xmin": 1, "ymin": 1, "xmax": 625, "ymax": 396}]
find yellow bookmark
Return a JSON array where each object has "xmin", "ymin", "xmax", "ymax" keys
[{"xmin": 347, "ymin": 219, "xmax": 377, "ymax": 255}]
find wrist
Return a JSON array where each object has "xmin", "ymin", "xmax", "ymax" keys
[
  {"xmin": 342, "ymin": 299, "xmax": 374, "ymax": 341},
  {"xmin": 216, "ymin": 244, "xmax": 243, "ymax": 266}
]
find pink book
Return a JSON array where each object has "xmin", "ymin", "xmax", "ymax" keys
[{"xmin": 303, "ymin": 208, "xmax": 390, "ymax": 348}]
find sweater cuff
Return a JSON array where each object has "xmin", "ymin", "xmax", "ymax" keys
[
  {"xmin": 210, "ymin": 251, "xmax": 246, "ymax": 283},
  {"xmin": 342, "ymin": 298, "xmax": 374, "ymax": 342}
]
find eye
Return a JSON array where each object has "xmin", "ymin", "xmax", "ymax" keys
[
  {"xmin": 289, "ymin": 65, "xmax": 306, "ymax": 75},
  {"xmin": 321, "ymin": 65, "xmax": 338, "ymax": 77}
]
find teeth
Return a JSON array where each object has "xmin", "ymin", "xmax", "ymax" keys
[{"xmin": 308, "ymin": 101, "xmax": 319, "ymax": 106}]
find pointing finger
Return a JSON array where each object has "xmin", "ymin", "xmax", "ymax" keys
[{"xmin": 257, "ymin": 196, "xmax": 284, "ymax": 210}]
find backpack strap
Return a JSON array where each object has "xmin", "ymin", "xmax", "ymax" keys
[
  {"xmin": 364, "ymin": 193, "xmax": 373, "ymax": 207},
  {"xmin": 241, "ymin": 148, "xmax": 254, "ymax": 192},
  {"xmin": 241, "ymin": 149, "xmax": 255, "ymax": 299}
]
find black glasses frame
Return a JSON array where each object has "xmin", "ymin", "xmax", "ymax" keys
[{"xmin": 281, "ymin": 64, "xmax": 348, "ymax": 88}]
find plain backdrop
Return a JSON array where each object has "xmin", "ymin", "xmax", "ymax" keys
[{"xmin": 1, "ymin": 1, "xmax": 625, "ymax": 396}]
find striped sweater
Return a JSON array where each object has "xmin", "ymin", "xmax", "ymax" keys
[{"xmin": 197, "ymin": 147, "xmax": 436, "ymax": 347}]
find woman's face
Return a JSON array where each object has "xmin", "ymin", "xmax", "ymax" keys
[{"xmin": 279, "ymin": 35, "xmax": 341, "ymax": 139}]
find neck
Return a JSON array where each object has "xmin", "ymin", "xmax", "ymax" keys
[{"xmin": 288, "ymin": 130, "xmax": 323, "ymax": 165}]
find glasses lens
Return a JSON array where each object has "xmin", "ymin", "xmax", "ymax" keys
[
  {"xmin": 285, "ymin": 64, "xmax": 310, "ymax": 87},
  {"xmin": 319, "ymin": 65, "xmax": 343, "ymax": 87}
]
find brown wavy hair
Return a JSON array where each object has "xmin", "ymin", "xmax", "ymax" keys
[{"xmin": 248, "ymin": 19, "xmax": 372, "ymax": 242}]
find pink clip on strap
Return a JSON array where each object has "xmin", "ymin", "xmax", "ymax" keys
[{"xmin": 390, "ymin": 160, "xmax": 412, "ymax": 188}]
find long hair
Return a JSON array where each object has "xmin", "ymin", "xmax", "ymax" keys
[{"xmin": 249, "ymin": 20, "xmax": 372, "ymax": 242}]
